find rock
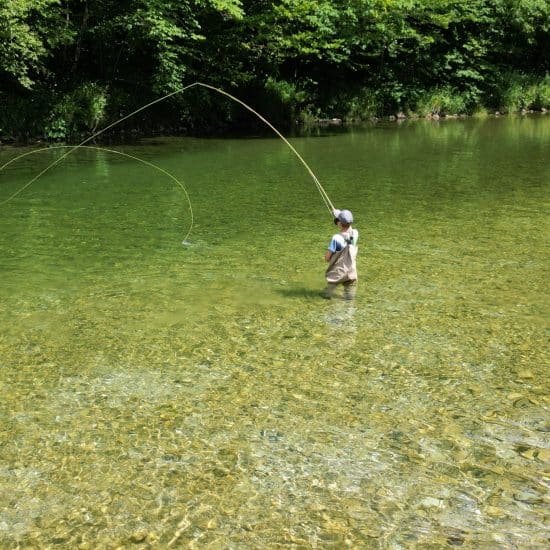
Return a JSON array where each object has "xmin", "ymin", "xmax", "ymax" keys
[
  {"xmin": 129, "ymin": 530, "xmax": 148, "ymax": 543},
  {"xmin": 317, "ymin": 118, "xmax": 342, "ymax": 125},
  {"xmin": 420, "ymin": 497, "xmax": 444, "ymax": 508},
  {"xmin": 513, "ymin": 491, "xmax": 542, "ymax": 504},
  {"xmin": 517, "ymin": 369, "xmax": 534, "ymax": 379},
  {"xmin": 519, "ymin": 448, "xmax": 538, "ymax": 459},
  {"xmin": 507, "ymin": 392, "xmax": 524, "ymax": 401},
  {"xmin": 486, "ymin": 506, "xmax": 506, "ymax": 518}
]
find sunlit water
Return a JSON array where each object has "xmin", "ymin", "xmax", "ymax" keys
[{"xmin": 0, "ymin": 116, "xmax": 548, "ymax": 548}]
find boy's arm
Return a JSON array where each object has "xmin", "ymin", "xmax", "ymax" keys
[{"xmin": 325, "ymin": 234, "xmax": 340, "ymax": 261}]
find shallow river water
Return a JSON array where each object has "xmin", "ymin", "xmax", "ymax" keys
[{"xmin": 0, "ymin": 115, "xmax": 548, "ymax": 548}]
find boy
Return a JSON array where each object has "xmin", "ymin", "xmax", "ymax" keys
[{"xmin": 323, "ymin": 209, "xmax": 359, "ymax": 299}]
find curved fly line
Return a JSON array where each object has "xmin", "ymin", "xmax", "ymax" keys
[
  {"xmin": 0, "ymin": 82, "xmax": 336, "ymax": 236},
  {"xmin": 1, "ymin": 144, "xmax": 194, "ymax": 243}
]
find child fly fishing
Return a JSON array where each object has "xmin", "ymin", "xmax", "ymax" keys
[{"xmin": 323, "ymin": 209, "xmax": 359, "ymax": 300}]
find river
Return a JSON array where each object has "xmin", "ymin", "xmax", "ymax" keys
[{"xmin": 0, "ymin": 115, "xmax": 548, "ymax": 547}]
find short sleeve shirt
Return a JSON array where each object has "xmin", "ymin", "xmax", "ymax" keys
[{"xmin": 328, "ymin": 228, "xmax": 359, "ymax": 253}]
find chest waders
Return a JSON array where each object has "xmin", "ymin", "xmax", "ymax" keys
[{"xmin": 325, "ymin": 234, "xmax": 358, "ymax": 284}]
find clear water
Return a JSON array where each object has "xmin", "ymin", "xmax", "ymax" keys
[{"xmin": 0, "ymin": 116, "xmax": 548, "ymax": 547}]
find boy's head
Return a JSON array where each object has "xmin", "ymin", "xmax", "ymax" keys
[{"xmin": 333, "ymin": 209, "xmax": 353, "ymax": 226}]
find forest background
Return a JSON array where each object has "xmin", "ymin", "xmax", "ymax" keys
[{"xmin": 0, "ymin": 0, "xmax": 548, "ymax": 140}]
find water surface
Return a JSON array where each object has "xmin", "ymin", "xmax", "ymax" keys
[{"xmin": 1, "ymin": 116, "xmax": 548, "ymax": 547}]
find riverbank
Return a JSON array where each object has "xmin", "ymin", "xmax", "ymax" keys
[
  {"xmin": 315, "ymin": 108, "xmax": 549, "ymax": 126},
  {"xmin": 1, "ymin": 108, "xmax": 548, "ymax": 147}
]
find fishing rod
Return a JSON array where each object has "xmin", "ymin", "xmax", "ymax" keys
[
  {"xmin": 193, "ymin": 83, "xmax": 335, "ymax": 214},
  {"xmin": 0, "ymin": 82, "xmax": 335, "ymax": 214}
]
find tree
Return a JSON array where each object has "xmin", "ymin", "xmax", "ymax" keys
[{"xmin": 0, "ymin": 0, "xmax": 69, "ymax": 89}]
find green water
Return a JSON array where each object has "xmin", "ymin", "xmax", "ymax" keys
[{"xmin": 0, "ymin": 116, "xmax": 548, "ymax": 548}]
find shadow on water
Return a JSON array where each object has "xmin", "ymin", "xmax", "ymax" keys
[{"xmin": 276, "ymin": 286, "xmax": 323, "ymax": 299}]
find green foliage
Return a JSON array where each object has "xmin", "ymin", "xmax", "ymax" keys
[
  {"xmin": 0, "ymin": 0, "xmax": 68, "ymax": 88},
  {"xmin": 490, "ymin": 72, "xmax": 550, "ymax": 113},
  {"xmin": 264, "ymin": 77, "xmax": 307, "ymax": 106},
  {"xmin": 257, "ymin": 77, "xmax": 311, "ymax": 125},
  {"xmin": 534, "ymin": 74, "xmax": 550, "ymax": 109},
  {"xmin": 345, "ymin": 90, "xmax": 380, "ymax": 121},
  {"xmin": 1, "ymin": 0, "xmax": 549, "ymax": 138},
  {"xmin": 490, "ymin": 0, "xmax": 550, "ymax": 72},
  {"xmin": 414, "ymin": 87, "xmax": 468, "ymax": 116},
  {"xmin": 44, "ymin": 83, "xmax": 108, "ymax": 140},
  {"xmin": 209, "ymin": 0, "xmax": 244, "ymax": 20},
  {"xmin": 324, "ymin": 87, "xmax": 381, "ymax": 121},
  {"xmin": 268, "ymin": 0, "xmax": 345, "ymax": 63}
]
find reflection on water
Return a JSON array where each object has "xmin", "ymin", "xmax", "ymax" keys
[{"xmin": 0, "ymin": 116, "xmax": 548, "ymax": 547}]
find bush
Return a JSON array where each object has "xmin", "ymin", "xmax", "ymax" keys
[
  {"xmin": 342, "ymin": 88, "xmax": 381, "ymax": 121},
  {"xmin": 263, "ymin": 77, "xmax": 309, "ymax": 124},
  {"xmin": 534, "ymin": 74, "xmax": 550, "ymax": 109},
  {"xmin": 414, "ymin": 87, "xmax": 468, "ymax": 117},
  {"xmin": 313, "ymin": 86, "xmax": 382, "ymax": 122},
  {"xmin": 490, "ymin": 72, "xmax": 549, "ymax": 113},
  {"xmin": 499, "ymin": 74, "xmax": 529, "ymax": 112},
  {"xmin": 44, "ymin": 82, "xmax": 108, "ymax": 140}
]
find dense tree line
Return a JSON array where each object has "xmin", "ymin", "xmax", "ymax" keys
[{"xmin": 0, "ymin": 0, "xmax": 548, "ymax": 139}]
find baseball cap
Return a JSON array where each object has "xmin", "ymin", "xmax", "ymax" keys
[{"xmin": 333, "ymin": 209, "xmax": 354, "ymax": 225}]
